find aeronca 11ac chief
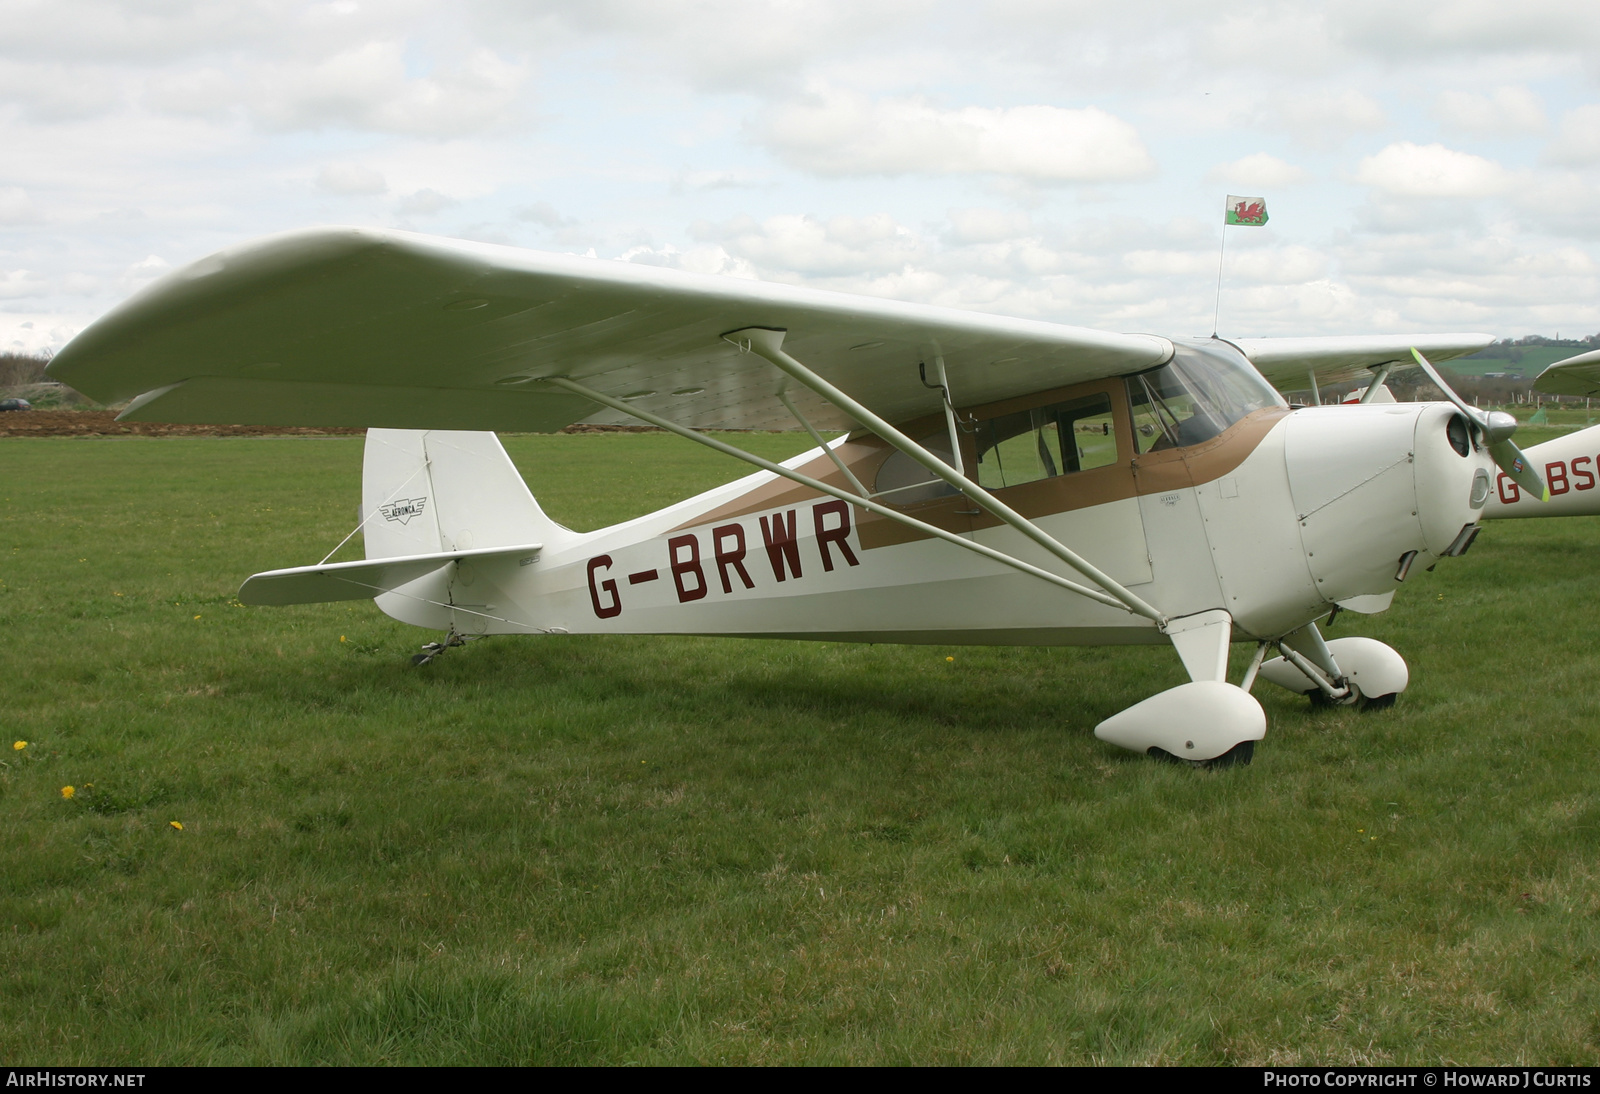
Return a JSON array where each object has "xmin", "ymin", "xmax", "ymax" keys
[{"xmin": 47, "ymin": 227, "xmax": 1551, "ymax": 767}]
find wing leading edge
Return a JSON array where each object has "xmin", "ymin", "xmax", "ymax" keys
[{"xmin": 49, "ymin": 227, "xmax": 1173, "ymax": 433}]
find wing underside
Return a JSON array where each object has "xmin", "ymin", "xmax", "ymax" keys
[
  {"xmin": 1533, "ymin": 348, "xmax": 1600, "ymax": 397},
  {"xmin": 1235, "ymin": 333, "xmax": 1495, "ymax": 394},
  {"xmin": 49, "ymin": 227, "xmax": 1174, "ymax": 433}
]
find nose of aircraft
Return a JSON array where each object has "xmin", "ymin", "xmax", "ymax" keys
[{"xmin": 1283, "ymin": 403, "xmax": 1490, "ymax": 604}]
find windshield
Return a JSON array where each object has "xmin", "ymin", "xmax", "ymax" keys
[{"xmin": 1126, "ymin": 339, "xmax": 1284, "ymax": 453}]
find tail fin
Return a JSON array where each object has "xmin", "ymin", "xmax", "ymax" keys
[{"xmin": 362, "ymin": 429, "xmax": 572, "ymax": 560}]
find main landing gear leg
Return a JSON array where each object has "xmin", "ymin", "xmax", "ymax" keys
[{"xmin": 1255, "ymin": 623, "xmax": 1409, "ymax": 711}]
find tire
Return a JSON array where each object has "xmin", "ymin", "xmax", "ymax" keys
[
  {"xmin": 1306, "ymin": 684, "xmax": 1397, "ymax": 713},
  {"xmin": 1146, "ymin": 740, "xmax": 1255, "ymax": 768},
  {"xmin": 1307, "ymin": 683, "xmax": 1361, "ymax": 709},
  {"xmin": 1205, "ymin": 739, "xmax": 1254, "ymax": 768}
]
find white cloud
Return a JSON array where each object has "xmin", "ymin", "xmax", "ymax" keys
[
  {"xmin": 756, "ymin": 88, "xmax": 1156, "ymax": 182},
  {"xmin": 1331, "ymin": 0, "xmax": 1600, "ymax": 59},
  {"xmin": 1276, "ymin": 89, "xmax": 1387, "ymax": 142},
  {"xmin": 251, "ymin": 42, "xmax": 527, "ymax": 136},
  {"xmin": 315, "ymin": 163, "xmax": 388, "ymax": 195},
  {"xmin": 0, "ymin": 187, "xmax": 38, "ymax": 224},
  {"xmin": 143, "ymin": 67, "xmax": 241, "ymax": 120},
  {"xmin": 946, "ymin": 208, "xmax": 1033, "ymax": 245},
  {"xmin": 0, "ymin": 62, "xmax": 122, "ymax": 121},
  {"xmin": 1354, "ymin": 142, "xmax": 1511, "ymax": 198},
  {"xmin": 515, "ymin": 201, "xmax": 572, "ymax": 226},
  {"xmin": 1433, "ymin": 86, "xmax": 1547, "ymax": 137},
  {"xmin": 0, "ymin": 268, "xmax": 47, "ymax": 299},
  {"xmin": 396, "ymin": 188, "xmax": 456, "ymax": 215},
  {"xmin": 691, "ymin": 212, "xmax": 926, "ymax": 277},
  {"xmin": 1546, "ymin": 104, "xmax": 1600, "ymax": 166},
  {"xmin": 1207, "ymin": 153, "xmax": 1310, "ymax": 188}
]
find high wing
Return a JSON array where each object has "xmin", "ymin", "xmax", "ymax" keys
[
  {"xmin": 1533, "ymin": 348, "xmax": 1600, "ymax": 397},
  {"xmin": 1234, "ymin": 334, "xmax": 1494, "ymax": 394},
  {"xmin": 47, "ymin": 226, "xmax": 1173, "ymax": 432}
]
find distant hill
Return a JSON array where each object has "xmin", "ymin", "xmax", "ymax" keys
[{"xmin": 1445, "ymin": 335, "xmax": 1600, "ymax": 378}]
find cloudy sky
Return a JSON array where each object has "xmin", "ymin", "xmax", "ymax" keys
[{"xmin": 4, "ymin": 0, "xmax": 1600, "ymax": 354}]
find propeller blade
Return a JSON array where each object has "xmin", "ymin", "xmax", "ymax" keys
[
  {"xmin": 1488, "ymin": 439, "xmax": 1550, "ymax": 502},
  {"xmin": 1410, "ymin": 348, "xmax": 1548, "ymax": 502},
  {"xmin": 1409, "ymin": 347, "xmax": 1481, "ymax": 423}
]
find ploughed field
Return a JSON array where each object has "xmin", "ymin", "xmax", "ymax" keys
[{"xmin": 2, "ymin": 427, "xmax": 1599, "ymax": 1065}]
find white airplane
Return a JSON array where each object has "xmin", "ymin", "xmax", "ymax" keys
[
  {"xmin": 46, "ymin": 227, "xmax": 1549, "ymax": 767},
  {"xmin": 1478, "ymin": 349, "xmax": 1600, "ymax": 519},
  {"xmin": 1266, "ymin": 343, "xmax": 1600, "ymax": 523}
]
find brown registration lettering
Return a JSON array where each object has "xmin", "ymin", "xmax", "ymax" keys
[
  {"xmin": 1548, "ymin": 460, "xmax": 1569, "ymax": 496},
  {"xmin": 587, "ymin": 555, "xmax": 622, "ymax": 618},
  {"xmin": 712, "ymin": 524, "xmax": 755, "ymax": 593},
  {"xmin": 1573, "ymin": 455, "xmax": 1595, "ymax": 491},
  {"xmin": 759, "ymin": 510, "xmax": 803, "ymax": 582},
  {"xmin": 1497, "ymin": 471, "xmax": 1519, "ymax": 505},
  {"xmin": 668, "ymin": 534, "xmax": 708, "ymax": 602},
  {"xmin": 813, "ymin": 500, "xmax": 860, "ymax": 572}
]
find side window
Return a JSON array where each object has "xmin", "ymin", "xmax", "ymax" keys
[
  {"xmin": 974, "ymin": 393, "xmax": 1117, "ymax": 490},
  {"xmin": 1127, "ymin": 378, "xmax": 1174, "ymax": 454},
  {"xmin": 874, "ymin": 433, "xmax": 960, "ymax": 505}
]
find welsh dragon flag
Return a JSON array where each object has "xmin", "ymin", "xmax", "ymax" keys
[{"xmin": 1225, "ymin": 196, "xmax": 1268, "ymax": 226}]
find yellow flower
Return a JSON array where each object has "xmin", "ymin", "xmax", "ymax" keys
[
  {"xmin": 946, "ymin": 656, "xmax": 955, "ymax": 662},
  {"xmin": 340, "ymin": 635, "xmax": 347, "ymax": 642},
  {"xmin": 61, "ymin": 785, "xmax": 75, "ymax": 799},
  {"xmin": 12, "ymin": 740, "xmax": 24, "ymax": 751},
  {"xmin": 169, "ymin": 821, "xmax": 183, "ymax": 831},
  {"xmin": 193, "ymin": 614, "xmax": 201, "ymax": 620}
]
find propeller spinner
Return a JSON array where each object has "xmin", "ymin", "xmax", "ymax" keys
[{"xmin": 1409, "ymin": 348, "xmax": 1549, "ymax": 503}]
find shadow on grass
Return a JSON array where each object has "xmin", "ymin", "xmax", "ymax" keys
[{"xmin": 216, "ymin": 627, "xmax": 1196, "ymax": 747}]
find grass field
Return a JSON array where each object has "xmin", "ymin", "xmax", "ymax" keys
[{"xmin": 3, "ymin": 429, "xmax": 1600, "ymax": 1065}]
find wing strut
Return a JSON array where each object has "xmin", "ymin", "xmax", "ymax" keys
[
  {"xmin": 721, "ymin": 327, "xmax": 1167, "ymax": 625},
  {"xmin": 777, "ymin": 388, "xmax": 871, "ymax": 498},
  {"xmin": 545, "ymin": 376, "xmax": 1137, "ymax": 614},
  {"xmin": 1358, "ymin": 364, "xmax": 1392, "ymax": 404}
]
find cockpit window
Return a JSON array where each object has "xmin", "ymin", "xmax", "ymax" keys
[
  {"xmin": 973, "ymin": 393, "xmax": 1117, "ymax": 490},
  {"xmin": 1126, "ymin": 340, "xmax": 1284, "ymax": 453}
]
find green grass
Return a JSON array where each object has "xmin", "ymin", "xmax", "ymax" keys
[{"xmin": 4, "ymin": 433, "xmax": 1600, "ymax": 1064}]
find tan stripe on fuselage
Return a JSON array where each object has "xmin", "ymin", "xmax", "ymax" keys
[{"xmin": 673, "ymin": 393, "xmax": 1289, "ymax": 550}]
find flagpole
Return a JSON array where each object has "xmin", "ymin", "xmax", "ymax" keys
[{"xmin": 1211, "ymin": 222, "xmax": 1228, "ymax": 338}]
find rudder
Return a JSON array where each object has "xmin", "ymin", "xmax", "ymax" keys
[{"xmin": 362, "ymin": 429, "xmax": 572, "ymax": 560}]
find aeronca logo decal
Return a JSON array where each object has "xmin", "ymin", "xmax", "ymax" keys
[
  {"xmin": 586, "ymin": 500, "xmax": 861, "ymax": 619},
  {"xmin": 379, "ymin": 498, "xmax": 428, "ymax": 525}
]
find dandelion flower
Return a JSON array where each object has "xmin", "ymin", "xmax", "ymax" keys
[
  {"xmin": 170, "ymin": 821, "xmax": 183, "ymax": 831},
  {"xmin": 946, "ymin": 656, "xmax": 954, "ymax": 662},
  {"xmin": 340, "ymin": 636, "xmax": 347, "ymax": 643},
  {"xmin": 194, "ymin": 614, "xmax": 201, "ymax": 620},
  {"xmin": 12, "ymin": 740, "xmax": 24, "ymax": 751},
  {"xmin": 61, "ymin": 785, "xmax": 75, "ymax": 799}
]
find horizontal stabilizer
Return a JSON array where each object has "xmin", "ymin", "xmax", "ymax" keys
[{"xmin": 239, "ymin": 543, "xmax": 542, "ymax": 606}]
